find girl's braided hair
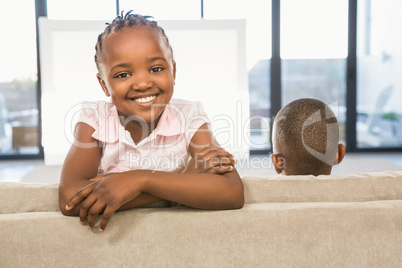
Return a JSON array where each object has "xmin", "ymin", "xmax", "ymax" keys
[{"xmin": 94, "ymin": 10, "xmax": 174, "ymax": 73}]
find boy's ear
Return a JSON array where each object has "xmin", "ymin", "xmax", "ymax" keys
[
  {"xmin": 271, "ymin": 153, "xmax": 284, "ymax": 174},
  {"xmin": 333, "ymin": 144, "xmax": 346, "ymax": 166},
  {"xmin": 97, "ymin": 74, "xmax": 110, "ymax": 97}
]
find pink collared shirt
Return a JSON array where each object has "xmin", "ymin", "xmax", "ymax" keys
[{"xmin": 76, "ymin": 99, "xmax": 210, "ymax": 174}]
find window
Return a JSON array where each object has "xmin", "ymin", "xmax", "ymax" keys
[
  {"xmin": 356, "ymin": 0, "xmax": 402, "ymax": 148},
  {"xmin": 119, "ymin": 0, "xmax": 200, "ymax": 20},
  {"xmin": 0, "ymin": 0, "xmax": 41, "ymax": 157},
  {"xmin": 281, "ymin": 0, "xmax": 348, "ymax": 144},
  {"xmin": 4, "ymin": 0, "xmax": 398, "ymax": 161},
  {"xmin": 47, "ymin": 0, "xmax": 115, "ymax": 20},
  {"xmin": 205, "ymin": 0, "xmax": 272, "ymax": 151}
]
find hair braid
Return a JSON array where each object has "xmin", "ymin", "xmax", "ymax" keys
[{"xmin": 94, "ymin": 10, "xmax": 174, "ymax": 73}]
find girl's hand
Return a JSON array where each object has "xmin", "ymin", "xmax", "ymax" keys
[
  {"xmin": 65, "ymin": 172, "xmax": 143, "ymax": 231},
  {"xmin": 183, "ymin": 147, "xmax": 236, "ymax": 174}
]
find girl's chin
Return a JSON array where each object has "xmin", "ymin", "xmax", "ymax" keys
[{"xmin": 120, "ymin": 110, "xmax": 165, "ymax": 124}]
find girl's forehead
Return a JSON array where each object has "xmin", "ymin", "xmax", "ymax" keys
[
  {"xmin": 107, "ymin": 26, "xmax": 160, "ymax": 44},
  {"xmin": 100, "ymin": 26, "xmax": 173, "ymax": 67},
  {"xmin": 105, "ymin": 27, "xmax": 170, "ymax": 54}
]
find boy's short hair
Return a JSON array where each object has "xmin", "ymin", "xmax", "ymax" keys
[{"xmin": 272, "ymin": 98, "xmax": 339, "ymax": 175}]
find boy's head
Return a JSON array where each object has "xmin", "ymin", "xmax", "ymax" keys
[{"xmin": 271, "ymin": 98, "xmax": 345, "ymax": 176}]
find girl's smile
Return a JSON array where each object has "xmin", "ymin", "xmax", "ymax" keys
[
  {"xmin": 132, "ymin": 94, "xmax": 157, "ymax": 103},
  {"xmin": 128, "ymin": 92, "xmax": 159, "ymax": 108}
]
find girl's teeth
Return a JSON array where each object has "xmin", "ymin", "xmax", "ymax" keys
[{"xmin": 135, "ymin": 95, "xmax": 156, "ymax": 103}]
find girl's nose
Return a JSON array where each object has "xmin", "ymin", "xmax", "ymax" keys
[{"xmin": 131, "ymin": 73, "xmax": 152, "ymax": 91}]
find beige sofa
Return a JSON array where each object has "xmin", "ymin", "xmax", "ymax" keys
[{"xmin": 1, "ymin": 171, "xmax": 402, "ymax": 267}]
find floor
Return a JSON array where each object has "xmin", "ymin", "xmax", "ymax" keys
[{"xmin": 1, "ymin": 152, "xmax": 401, "ymax": 183}]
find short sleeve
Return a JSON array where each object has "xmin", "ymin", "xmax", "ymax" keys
[
  {"xmin": 186, "ymin": 101, "xmax": 210, "ymax": 131},
  {"xmin": 75, "ymin": 101, "xmax": 99, "ymax": 133},
  {"xmin": 172, "ymin": 99, "xmax": 211, "ymax": 144}
]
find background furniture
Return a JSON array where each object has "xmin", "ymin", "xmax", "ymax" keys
[{"xmin": 39, "ymin": 18, "xmax": 249, "ymax": 165}]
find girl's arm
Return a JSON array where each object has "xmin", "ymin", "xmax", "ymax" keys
[
  {"xmin": 116, "ymin": 145, "xmax": 237, "ymax": 211},
  {"xmin": 59, "ymin": 122, "xmax": 100, "ymax": 216},
  {"xmin": 141, "ymin": 123, "xmax": 244, "ymax": 209},
  {"xmin": 59, "ymin": 122, "xmax": 163, "ymax": 216},
  {"xmin": 60, "ymin": 123, "xmax": 233, "ymax": 216},
  {"xmin": 65, "ymin": 124, "xmax": 244, "ymax": 231}
]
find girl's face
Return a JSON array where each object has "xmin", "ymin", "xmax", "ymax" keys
[{"xmin": 97, "ymin": 26, "xmax": 176, "ymax": 123}]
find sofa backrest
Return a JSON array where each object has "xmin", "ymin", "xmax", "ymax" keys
[
  {"xmin": 0, "ymin": 182, "xmax": 59, "ymax": 214},
  {"xmin": 244, "ymin": 171, "xmax": 402, "ymax": 203},
  {"xmin": 1, "ymin": 171, "xmax": 402, "ymax": 214}
]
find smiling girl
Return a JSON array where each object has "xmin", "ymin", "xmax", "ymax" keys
[{"xmin": 59, "ymin": 11, "xmax": 244, "ymax": 231}]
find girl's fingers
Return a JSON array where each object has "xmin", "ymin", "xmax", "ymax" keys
[
  {"xmin": 207, "ymin": 165, "xmax": 234, "ymax": 174},
  {"xmin": 202, "ymin": 148, "xmax": 235, "ymax": 166},
  {"xmin": 85, "ymin": 201, "xmax": 106, "ymax": 229},
  {"xmin": 65, "ymin": 185, "xmax": 93, "ymax": 210},
  {"xmin": 203, "ymin": 148, "xmax": 233, "ymax": 160},
  {"xmin": 89, "ymin": 174, "xmax": 107, "ymax": 182},
  {"xmin": 79, "ymin": 194, "xmax": 97, "ymax": 224},
  {"xmin": 186, "ymin": 147, "xmax": 236, "ymax": 173},
  {"xmin": 99, "ymin": 205, "xmax": 119, "ymax": 232},
  {"xmin": 196, "ymin": 147, "xmax": 225, "ymax": 159},
  {"xmin": 205, "ymin": 157, "xmax": 236, "ymax": 169}
]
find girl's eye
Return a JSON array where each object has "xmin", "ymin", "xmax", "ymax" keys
[
  {"xmin": 115, "ymin": 73, "xmax": 130, "ymax": 78},
  {"xmin": 150, "ymin": 67, "xmax": 163, "ymax": 73}
]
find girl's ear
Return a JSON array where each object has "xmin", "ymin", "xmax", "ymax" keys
[
  {"xmin": 172, "ymin": 62, "xmax": 177, "ymax": 82},
  {"xmin": 271, "ymin": 153, "xmax": 284, "ymax": 174},
  {"xmin": 333, "ymin": 144, "xmax": 346, "ymax": 166},
  {"xmin": 97, "ymin": 74, "xmax": 110, "ymax": 97}
]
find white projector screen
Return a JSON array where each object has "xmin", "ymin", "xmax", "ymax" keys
[{"xmin": 39, "ymin": 18, "xmax": 249, "ymax": 165}]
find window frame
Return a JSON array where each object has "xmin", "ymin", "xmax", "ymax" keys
[
  {"xmin": 19, "ymin": 0, "xmax": 400, "ymax": 161},
  {"xmin": 0, "ymin": 0, "xmax": 47, "ymax": 160}
]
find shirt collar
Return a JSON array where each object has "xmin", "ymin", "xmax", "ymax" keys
[
  {"xmin": 93, "ymin": 101, "xmax": 184, "ymax": 145},
  {"xmin": 153, "ymin": 102, "xmax": 185, "ymax": 137}
]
